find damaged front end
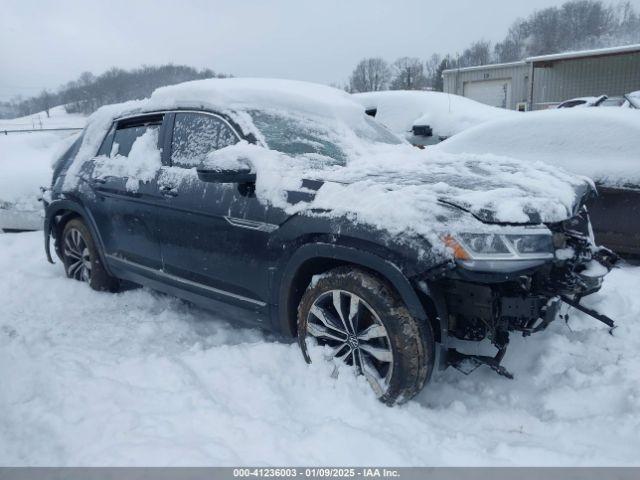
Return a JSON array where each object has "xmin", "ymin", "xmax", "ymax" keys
[{"xmin": 435, "ymin": 207, "xmax": 618, "ymax": 379}]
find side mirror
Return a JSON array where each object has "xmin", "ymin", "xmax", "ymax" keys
[
  {"xmin": 196, "ymin": 167, "xmax": 256, "ymax": 184},
  {"xmin": 197, "ymin": 151, "xmax": 256, "ymax": 183}
]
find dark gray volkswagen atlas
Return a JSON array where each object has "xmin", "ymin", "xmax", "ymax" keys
[{"xmin": 42, "ymin": 79, "xmax": 618, "ymax": 405}]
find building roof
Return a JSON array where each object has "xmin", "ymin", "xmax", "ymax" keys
[
  {"xmin": 442, "ymin": 60, "xmax": 527, "ymax": 75},
  {"xmin": 442, "ymin": 44, "xmax": 640, "ymax": 75},
  {"xmin": 527, "ymin": 44, "xmax": 640, "ymax": 64}
]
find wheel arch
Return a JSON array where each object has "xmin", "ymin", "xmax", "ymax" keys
[
  {"xmin": 276, "ymin": 242, "xmax": 436, "ymax": 339},
  {"xmin": 44, "ymin": 199, "xmax": 112, "ymax": 275}
]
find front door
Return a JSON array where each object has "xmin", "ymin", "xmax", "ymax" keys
[{"xmin": 155, "ymin": 111, "xmax": 274, "ymax": 320}]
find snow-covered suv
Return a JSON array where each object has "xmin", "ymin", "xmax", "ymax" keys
[{"xmin": 43, "ymin": 79, "xmax": 617, "ymax": 405}]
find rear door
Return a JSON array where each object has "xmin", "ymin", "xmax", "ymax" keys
[{"xmin": 87, "ymin": 114, "xmax": 166, "ymax": 269}]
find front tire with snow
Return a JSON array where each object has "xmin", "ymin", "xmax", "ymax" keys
[
  {"xmin": 61, "ymin": 218, "xmax": 118, "ymax": 292},
  {"xmin": 297, "ymin": 267, "xmax": 434, "ymax": 405}
]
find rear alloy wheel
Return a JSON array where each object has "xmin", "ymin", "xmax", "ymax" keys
[
  {"xmin": 298, "ymin": 267, "xmax": 434, "ymax": 405},
  {"xmin": 63, "ymin": 226, "xmax": 92, "ymax": 282},
  {"xmin": 61, "ymin": 218, "xmax": 119, "ymax": 292}
]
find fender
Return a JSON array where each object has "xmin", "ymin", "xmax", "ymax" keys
[
  {"xmin": 276, "ymin": 242, "xmax": 433, "ymax": 337},
  {"xmin": 43, "ymin": 198, "xmax": 115, "ymax": 276}
]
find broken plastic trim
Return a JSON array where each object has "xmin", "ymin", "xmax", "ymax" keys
[
  {"xmin": 448, "ymin": 345, "xmax": 514, "ymax": 380},
  {"xmin": 560, "ymin": 294, "xmax": 616, "ymax": 333}
]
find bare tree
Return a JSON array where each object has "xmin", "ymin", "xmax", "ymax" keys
[
  {"xmin": 433, "ymin": 56, "xmax": 455, "ymax": 92},
  {"xmin": 494, "ymin": 0, "xmax": 630, "ymax": 61},
  {"xmin": 348, "ymin": 57, "xmax": 392, "ymax": 93},
  {"xmin": 424, "ymin": 53, "xmax": 442, "ymax": 89},
  {"xmin": 494, "ymin": 22, "xmax": 529, "ymax": 62},
  {"xmin": 458, "ymin": 40, "xmax": 493, "ymax": 67},
  {"xmin": 38, "ymin": 90, "xmax": 53, "ymax": 117},
  {"xmin": 390, "ymin": 57, "xmax": 428, "ymax": 90}
]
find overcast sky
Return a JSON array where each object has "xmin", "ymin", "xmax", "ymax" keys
[{"xmin": 2, "ymin": 0, "xmax": 639, "ymax": 100}]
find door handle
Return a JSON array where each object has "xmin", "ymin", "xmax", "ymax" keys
[
  {"xmin": 91, "ymin": 177, "xmax": 107, "ymax": 185},
  {"xmin": 160, "ymin": 185, "xmax": 178, "ymax": 197}
]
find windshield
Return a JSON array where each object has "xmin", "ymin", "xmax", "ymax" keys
[{"xmin": 249, "ymin": 110, "xmax": 402, "ymax": 166}]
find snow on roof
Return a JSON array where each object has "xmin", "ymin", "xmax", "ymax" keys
[
  {"xmin": 352, "ymin": 90, "xmax": 515, "ymax": 139},
  {"xmin": 527, "ymin": 44, "xmax": 640, "ymax": 63},
  {"xmin": 442, "ymin": 60, "xmax": 527, "ymax": 75},
  {"xmin": 72, "ymin": 78, "xmax": 367, "ymax": 180},
  {"xmin": 148, "ymin": 77, "xmax": 362, "ymax": 121},
  {"xmin": 436, "ymin": 108, "xmax": 640, "ymax": 187}
]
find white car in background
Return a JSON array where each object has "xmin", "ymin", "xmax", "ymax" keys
[
  {"xmin": 556, "ymin": 92, "xmax": 639, "ymax": 109},
  {"xmin": 353, "ymin": 90, "xmax": 515, "ymax": 147},
  {"xmin": 0, "ymin": 131, "xmax": 79, "ymax": 232}
]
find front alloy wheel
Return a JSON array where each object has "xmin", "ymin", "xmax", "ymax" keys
[
  {"xmin": 306, "ymin": 289, "xmax": 394, "ymax": 397},
  {"xmin": 298, "ymin": 267, "xmax": 434, "ymax": 405}
]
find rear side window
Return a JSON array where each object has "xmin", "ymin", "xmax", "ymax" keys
[
  {"xmin": 113, "ymin": 125, "xmax": 157, "ymax": 157},
  {"xmin": 97, "ymin": 125, "xmax": 115, "ymax": 156},
  {"xmin": 102, "ymin": 114, "xmax": 163, "ymax": 158},
  {"xmin": 170, "ymin": 112, "xmax": 239, "ymax": 167}
]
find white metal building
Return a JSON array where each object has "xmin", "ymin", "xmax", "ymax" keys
[{"xmin": 442, "ymin": 44, "xmax": 640, "ymax": 110}]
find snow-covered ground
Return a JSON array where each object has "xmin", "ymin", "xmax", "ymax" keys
[
  {"xmin": 1, "ymin": 231, "xmax": 639, "ymax": 466},
  {"xmin": 0, "ymin": 105, "xmax": 86, "ymax": 131}
]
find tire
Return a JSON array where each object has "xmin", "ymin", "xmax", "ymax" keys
[
  {"xmin": 297, "ymin": 267, "xmax": 434, "ymax": 405},
  {"xmin": 61, "ymin": 218, "xmax": 119, "ymax": 292}
]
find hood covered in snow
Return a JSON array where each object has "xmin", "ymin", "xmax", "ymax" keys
[
  {"xmin": 304, "ymin": 153, "xmax": 593, "ymax": 226},
  {"xmin": 210, "ymin": 142, "xmax": 592, "ymax": 245}
]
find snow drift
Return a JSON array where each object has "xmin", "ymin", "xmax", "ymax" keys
[{"xmin": 1, "ymin": 231, "xmax": 639, "ymax": 466}]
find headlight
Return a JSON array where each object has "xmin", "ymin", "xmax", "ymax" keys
[
  {"xmin": 505, "ymin": 234, "xmax": 554, "ymax": 255},
  {"xmin": 444, "ymin": 231, "xmax": 554, "ymax": 272}
]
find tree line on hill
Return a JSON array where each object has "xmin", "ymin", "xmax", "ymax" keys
[
  {"xmin": 2, "ymin": 0, "xmax": 638, "ymax": 118},
  {"xmin": 0, "ymin": 64, "xmax": 230, "ymax": 119},
  {"xmin": 346, "ymin": 0, "xmax": 640, "ymax": 93}
]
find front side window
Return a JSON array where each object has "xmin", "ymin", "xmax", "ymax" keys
[{"xmin": 170, "ymin": 112, "xmax": 239, "ymax": 167}]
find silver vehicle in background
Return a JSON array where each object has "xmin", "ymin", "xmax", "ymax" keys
[{"xmin": 556, "ymin": 92, "xmax": 639, "ymax": 109}]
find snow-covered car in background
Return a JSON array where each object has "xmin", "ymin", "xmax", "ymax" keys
[
  {"xmin": 556, "ymin": 93, "xmax": 639, "ymax": 109},
  {"xmin": 0, "ymin": 131, "xmax": 78, "ymax": 232},
  {"xmin": 0, "ymin": 106, "xmax": 85, "ymax": 232},
  {"xmin": 353, "ymin": 90, "xmax": 515, "ymax": 147},
  {"xmin": 556, "ymin": 95, "xmax": 608, "ymax": 108},
  {"xmin": 44, "ymin": 78, "xmax": 619, "ymax": 405},
  {"xmin": 437, "ymin": 108, "xmax": 640, "ymax": 256}
]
